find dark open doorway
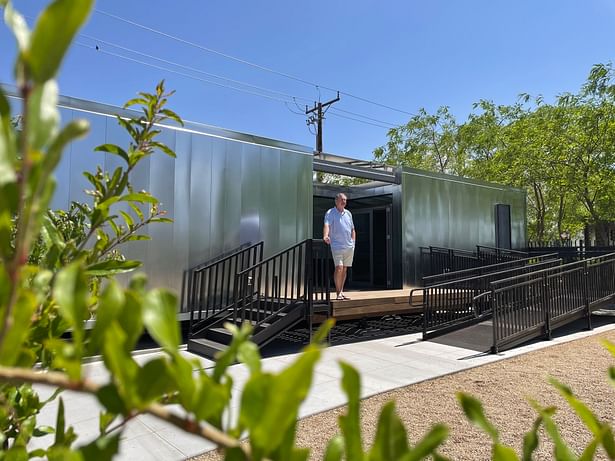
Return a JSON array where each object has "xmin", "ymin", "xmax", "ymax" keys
[{"xmin": 314, "ymin": 194, "xmax": 393, "ymax": 290}]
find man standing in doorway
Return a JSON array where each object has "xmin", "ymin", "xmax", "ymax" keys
[{"xmin": 323, "ymin": 193, "xmax": 356, "ymax": 300}]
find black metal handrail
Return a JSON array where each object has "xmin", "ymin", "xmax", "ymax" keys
[
  {"xmin": 187, "ymin": 241, "xmax": 264, "ymax": 337},
  {"xmin": 490, "ymin": 253, "xmax": 615, "ymax": 352},
  {"xmin": 413, "ymin": 257, "xmax": 562, "ymax": 339},
  {"xmin": 232, "ymin": 239, "xmax": 319, "ymax": 333},
  {"xmin": 422, "ymin": 253, "xmax": 559, "ymax": 287},
  {"xmin": 476, "ymin": 245, "xmax": 528, "ymax": 265}
]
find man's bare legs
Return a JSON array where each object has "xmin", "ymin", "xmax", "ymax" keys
[{"xmin": 334, "ymin": 264, "xmax": 348, "ymax": 298}]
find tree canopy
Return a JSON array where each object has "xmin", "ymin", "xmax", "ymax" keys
[{"xmin": 374, "ymin": 63, "xmax": 615, "ymax": 244}]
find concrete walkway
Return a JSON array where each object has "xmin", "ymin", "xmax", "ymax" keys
[{"xmin": 30, "ymin": 319, "xmax": 615, "ymax": 460}]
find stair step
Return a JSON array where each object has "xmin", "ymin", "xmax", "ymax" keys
[
  {"xmin": 187, "ymin": 338, "xmax": 228, "ymax": 359},
  {"xmin": 207, "ymin": 327, "xmax": 234, "ymax": 344}
]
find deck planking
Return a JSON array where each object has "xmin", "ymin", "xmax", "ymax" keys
[{"xmin": 329, "ymin": 289, "xmax": 424, "ymax": 320}]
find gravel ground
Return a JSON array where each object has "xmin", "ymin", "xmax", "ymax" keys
[{"xmin": 193, "ymin": 329, "xmax": 615, "ymax": 460}]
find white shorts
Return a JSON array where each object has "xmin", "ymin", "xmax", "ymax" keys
[{"xmin": 331, "ymin": 247, "xmax": 354, "ymax": 267}]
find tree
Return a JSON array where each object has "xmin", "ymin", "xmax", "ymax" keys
[
  {"xmin": 3, "ymin": 1, "xmax": 615, "ymax": 460},
  {"xmin": 374, "ymin": 106, "xmax": 467, "ymax": 176},
  {"xmin": 375, "ymin": 65, "xmax": 615, "ymax": 243}
]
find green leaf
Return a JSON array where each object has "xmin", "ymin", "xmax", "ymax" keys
[
  {"xmin": 312, "ymin": 318, "xmax": 334, "ymax": 345},
  {"xmin": 150, "ymin": 141, "xmax": 176, "ymax": 158},
  {"xmin": 579, "ymin": 435, "xmax": 600, "ymax": 461},
  {"xmin": 369, "ymin": 401, "xmax": 409, "ymax": 460},
  {"xmin": 237, "ymin": 341, "xmax": 261, "ymax": 374},
  {"xmin": 492, "ymin": 444, "xmax": 520, "ymax": 461},
  {"xmin": 128, "ymin": 202, "xmax": 144, "ymax": 221},
  {"xmin": 239, "ymin": 372, "xmax": 273, "ymax": 430},
  {"xmin": 457, "ymin": 393, "xmax": 498, "ymax": 440},
  {"xmin": 251, "ymin": 346, "xmax": 321, "ymax": 454},
  {"xmin": 323, "ymin": 435, "xmax": 344, "ymax": 461},
  {"xmin": 27, "ymin": 79, "xmax": 60, "ymax": 151},
  {"xmin": 120, "ymin": 192, "xmax": 158, "ymax": 204},
  {"xmin": 339, "ymin": 361, "xmax": 363, "ymax": 461},
  {"xmin": 403, "ymin": 424, "xmax": 448, "ymax": 461},
  {"xmin": 53, "ymin": 262, "xmax": 88, "ymax": 344},
  {"xmin": 85, "ymin": 259, "xmax": 141, "ymax": 276},
  {"xmin": 119, "ymin": 210, "xmax": 134, "ymax": 229},
  {"xmin": 0, "ymin": 289, "xmax": 37, "ymax": 366},
  {"xmin": 78, "ymin": 433, "xmax": 120, "ymax": 461},
  {"xmin": 135, "ymin": 358, "xmax": 174, "ymax": 406},
  {"xmin": 28, "ymin": 0, "xmax": 94, "ymax": 83},
  {"xmin": 0, "ymin": 93, "xmax": 17, "ymax": 185},
  {"xmin": 88, "ymin": 280, "xmax": 124, "ymax": 354},
  {"xmin": 550, "ymin": 377, "xmax": 601, "ymax": 434},
  {"xmin": 44, "ymin": 118, "xmax": 89, "ymax": 173},
  {"xmin": 149, "ymin": 217, "xmax": 173, "ymax": 224},
  {"xmin": 521, "ymin": 416, "xmax": 542, "ymax": 461},
  {"xmin": 96, "ymin": 384, "xmax": 127, "ymax": 415},
  {"xmin": 142, "ymin": 289, "xmax": 180, "ymax": 350},
  {"xmin": 54, "ymin": 397, "xmax": 66, "ymax": 446},
  {"xmin": 99, "ymin": 412, "xmax": 117, "ymax": 434},
  {"xmin": 94, "ymin": 144, "xmax": 129, "ymax": 163},
  {"xmin": 602, "ymin": 425, "xmax": 615, "ymax": 459},
  {"xmin": 4, "ymin": 2, "xmax": 30, "ymax": 52}
]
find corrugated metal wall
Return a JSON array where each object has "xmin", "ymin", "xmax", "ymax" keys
[
  {"xmin": 401, "ymin": 168, "xmax": 527, "ymax": 286},
  {"xmin": 48, "ymin": 98, "xmax": 313, "ymax": 304}
]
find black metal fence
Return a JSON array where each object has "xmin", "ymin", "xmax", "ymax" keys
[
  {"xmin": 420, "ymin": 245, "xmax": 529, "ymax": 279},
  {"xmin": 232, "ymin": 239, "xmax": 331, "ymax": 339},
  {"xmin": 490, "ymin": 253, "xmax": 615, "ymax": 353},
  {"xmin": 422, "ymin": 254, "xmax": 558, "ymax": 287},
  {"xmin": 413, "ymin": 257, "xmax": 562, "ymax": 339},
  {"xmin": 476, "ymin": 245, "xmax": 528, "ymax": 265},
  {"xmin": 186, "ymin": 242, "xmax": 263, "ymax": 336},
  {"xmin": 526, "ymin": 241, "xmax": 615, "ymax": 263}
]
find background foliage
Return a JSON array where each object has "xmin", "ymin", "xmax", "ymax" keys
[
  {"xmin": 2, "ymin": 1, "xmax": 615, "ymax": 460},
  {"xmin": 374, "ymin": 64, "xmax": 615, "ymax": 244}
]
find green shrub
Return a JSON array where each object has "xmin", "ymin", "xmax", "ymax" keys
[{"xmin": 2, "ymin": 1, "xmax": 615, "ymax": 460}]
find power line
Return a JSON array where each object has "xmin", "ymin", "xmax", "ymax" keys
[
  {"xmin": 76, "ymin": 42, "xmax": 401, "ymax": 130},
  {"xmin": 79, "ymin": 33, "xmax": 313, "ymax": 104},
  {"xmin": 328, "ymin": 111, "xmax": 392, "ymax": 130},
  {"xmin": 330, "ymin": 107, "xmax": 397, "ymax": 127},
  {"xmin": 94, "ymin": 8, "xmax": 417, "ymax": 117},
  {"xmin": 76, "ymin": 42, "xmax": 294, "ymax": 104},
  {"xmin": 95, "ymin": 9, "xmax": 319, "ymax": 89}
]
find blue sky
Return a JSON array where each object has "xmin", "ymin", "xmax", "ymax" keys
[{"xmin": 2, "ymin": 0, "xmax": 615, "ymax": 160}]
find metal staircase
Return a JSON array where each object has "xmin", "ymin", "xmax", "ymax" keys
[{"xmin": 185, "ymin": 239, "xmax": 331, "ymax": 358}]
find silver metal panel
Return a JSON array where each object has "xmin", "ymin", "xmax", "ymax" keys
[
  {"xmin": 173, "ymin": 132, "xmax": 192, "ymax": 279},
  {"xmin": 189, "ymin": 135, "xmax": 213, "ymax": 266},
  {"xmin": 279, "ymin": 151, "xmax": 299, "ymax": 249},
  {"xmin": 295, "ymin": 154, "xmax": 313, "ymax": 241},
  {"xmin": 146, "ymin": 129, "xmax": 177, "ymax": 289},
  {"xmin": 50, "ymin": 108, "xmax": 74, "ymax": 210},
  {"xmin": 222, "ymin": 140, "xmax": 242, "ymax": 251},
  {"xmin": 240, "ymin": 143, "xmax": 262, "ymax": 245},
  {"xmin": 401, "ymin": 168, "xmax": 527, "ymax": 286},
  {"xmin": 208, "ymin": 137, "xmax": 226, "ymax": 259},
  {"xmin": 259, "ymin": 148, "xmax": 281, "ymax": 254}
]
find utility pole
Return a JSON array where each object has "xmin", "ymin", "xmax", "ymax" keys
[{"xmin": 306, "ymin": 91, "xmax": 340, "ymax": 154}]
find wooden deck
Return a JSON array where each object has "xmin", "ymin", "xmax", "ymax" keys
[{"xmin": 329, "ymin": 289, "xmax": 424, "ymax": 320}]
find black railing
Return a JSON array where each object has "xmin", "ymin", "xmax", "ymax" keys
[
  {"xmin": 490, "ymin": 253, "xmax": 615, "ymax": 353},
  {"xmin": 187, "ymin": 242, "xmax": 264, "ymax": 336},
  {"xmin": 420, "ymin": 246, "xmax": 480, "ymax": 278},
  {"xmin": 421, "ymin": 245, "xmax": 529, "ymax": 279},
  {"xmin": 476, "ymin": 245, "xmax": 528, "ymax": 265},
  {"xmin": 422, "ymin": 253, "xmax": 558, "ymax": 287},
  {"xmin": 233, "ymin": 239, "xmax": 323, "ymax": 335},
  {"xmin": 526, "ymin": 243, "xmax": 615, "ymax": 263},
  {"xmin": 413, "ymin": 257, "xmax": 562, "ymax": 339}
]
